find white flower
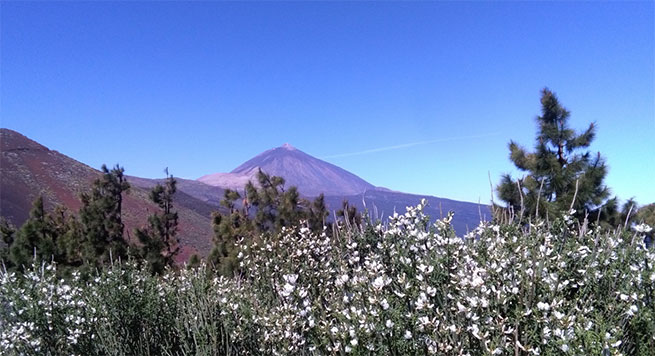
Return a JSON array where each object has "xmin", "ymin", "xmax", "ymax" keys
[
  {"xmin": 416, "ymin": 293, "xmax": 428, "ymax": 310},
  {"xmin": 627, "ymin": 304, "xmax": 638, "ymax": 316},
  {"xmin": 386, "ymin": 319, "xmax": 394, "ymax": 328},
  {"xmin": 561, "ymin": 344, "xmax": 569, "ymax": 352},
  {"xmin": 404, "ymin": 330, "xmax": 412, "ymax": 339},
  {"xmin": 372, "ymin": 276, "xmax": 386, "ymax": 290},
  {"xmin": 537, "ymin": 302, "xmax": 550, "ymax": 311},
  {"xmin": 633, "ymin": 223, "xmax": 653, "ymax": 233},
  {"xmin": 417, "ymin": 264, "xmax": 434, "ymax": 274},
  {"xmin": 281, "ymin": 283, "xmax": 295, "ymax": 297},
  {"xmin": 528, "ymin": 347, "xmax": 541, "ymax": 355},
  {"xmin": 380, "ymin": 298, "xmax": 389, "ymax": 310},
  {"xmin": 471, "ymin": 276, "xmax": 484, "ymax": 288},
  {"xmin": 337, "ymin": 274, "xmax": 349, "ymax": 286},
  {"xmin": 468, "ymin": 323, "xmax": 481, "ymax": 339},
  {"xmin": 283, "ymin": 274, "xmax": 298, "ymax": 285}
]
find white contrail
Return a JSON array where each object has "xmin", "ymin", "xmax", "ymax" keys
[{"xmin": 323, "ymin": 132, "xmax": 500, "ymax": 159}]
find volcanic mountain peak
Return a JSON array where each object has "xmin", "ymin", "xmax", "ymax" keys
[{"xmin": 199, "ymin": 144, "xmax": 375, "ymax": 197}]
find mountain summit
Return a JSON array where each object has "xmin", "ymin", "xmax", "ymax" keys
[{"xmin": 198, "ymin": 144, "xmax": 375, "ymax": 196}]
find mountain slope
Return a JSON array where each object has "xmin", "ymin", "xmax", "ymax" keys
[
  {"xmin": 127, "ymin": 175, "xmax": 225, "ymax": 209},
  {"xmin": 0, "ymin": 129, "xmax": 214, "ymax": 260},
  {"xmin": 199, "ymin": 144, "xmax": 375, "ymax": 196}
]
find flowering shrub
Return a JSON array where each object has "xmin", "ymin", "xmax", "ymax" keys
[{"xmin": 1, "ymin": 201, "xmax": 654, "ymax": 355}]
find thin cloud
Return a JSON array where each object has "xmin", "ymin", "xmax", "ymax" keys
[{"xmin": 323, "ymin": 132, "xmax": 500, "ymax": 159}]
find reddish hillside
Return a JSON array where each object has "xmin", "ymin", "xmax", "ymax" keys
[{"xmin": 0, "ymin": 129, "xmax": 213, "ymax": 261}]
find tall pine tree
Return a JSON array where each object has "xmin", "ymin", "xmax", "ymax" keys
[
  {"xmin": 8, "ymin": 197, "xmax": 58, "ymax": 269},
  {"xmin": 134, "ymin": 170, "xmax": 180, "ymax": 274},
  {"xmin": 0, "ymin": 218, "xmax": 16, "ymax": 267},
  {"xmin": 497, "ymin": 88, "xmax": 612, "ymax": 223},
  {"xmin": 209, "ymin": 170, "xmax": 330, "ymax": 275},
  {"xmin": 2, "ymin": 198, "xmax": 85, "ymax": 271},
  {"xmin": 209, "ymin": 189, "xmax": 252, "ymax": 275},
  {"xmin": 305, "ymin": 193, "xmax": 329, "ymax": 233},
  {"xmin": 336, "ymin": 200, "xmax": 362, "ymax": 227},
  {"xmin": 79, "ymin": 164, "xmax": 130, "ymax": 266}
]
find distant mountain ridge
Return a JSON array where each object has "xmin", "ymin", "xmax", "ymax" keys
[
  {"xmin": 127, "ymin": 175, "xmax": 225, "ymax": 208},
  {"xmin": 322, "ymin": 190, "xmax": 489, "ymax": 234},
  {"xmin": 1, "ymin": 129, "xmax": 490, "ymax": 250}
]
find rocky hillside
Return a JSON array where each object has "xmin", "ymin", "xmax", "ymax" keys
[{"xmin": 0, "ymin": 129, "xmax": 214, "ymax": 261}]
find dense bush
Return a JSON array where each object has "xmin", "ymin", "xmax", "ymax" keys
[{"xmin": 1, "ymin": 201, "xmax": 653, "ymax": 355}]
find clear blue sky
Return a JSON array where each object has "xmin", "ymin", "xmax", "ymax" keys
[{"xmin": 2, "ymin": 1, "xmax": 653, "ymax": 205}]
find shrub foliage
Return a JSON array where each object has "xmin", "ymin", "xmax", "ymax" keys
[{"xmin": 1, "ymin": 201, "xmax": 653, "ymax": 355}]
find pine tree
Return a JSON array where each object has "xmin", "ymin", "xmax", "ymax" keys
[
  {"xmin": 2, "ymin": 198, "xmax": 85, "ymax": 271},
  {"xmin": 134, "ymin": 170, "xmax": 180, "ymax": 274},
  {"xmin": 79, "ymin": 164, "xmax": 130, "ymax": 266},
  {"xmin": 0, "ymin": 218, "xmax": 17, "ymax": 267},
  {"xmin": 9, "ymin": 197, "xmax": 57, "ymax": 269},
  {"xmin": 620, "ymin": 201, "xmax": 655, "ymax": 246},
  {"xmin": 0, "ymin": 218, "xmax": 16, "ymax": 247},
  {"xmin": 54, "ymin": 207, "xmax": 85, "ymax": 268},
  {"xmin": 337, "ymin": 200, "xmax": 362, "ymax": 227},
  {"xmin": 305, "ymin": 193, "xmax": 329, "ymax": 234},
  {"xmin": 209, "ymin": 189, "xmax": 252, "ymax": 275},
  {"xmin": 245, "ymin": 170, "xmax": 286, "ymax": 233},
  {"xmin": 187, "ymin": 253, "xmax": 201, "ymax": 268},
  {"xmin": 278, "ymin": 186, "xmax": 301, "ymax": 231},
  {"xmin": 497, "ymin": 88, "xmax": 612, "ymax": 223},
  {"xmin": 47, "ymin": 205, "xmax": 83, "ymax": 265},
  {"xmin": 209, "ymin": 170, "xmax": 330, "ymax": 275},
  {"xmin": 241, "ymin": 170, "xmax": 306, "ymax": 234},
  {"xmin": 635, "ymin": 203, "xmax": 655, "ymax": 227}
]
